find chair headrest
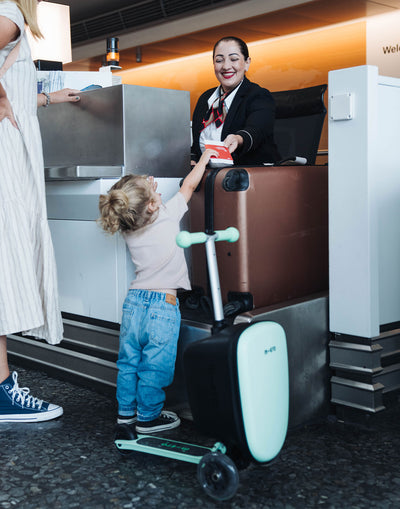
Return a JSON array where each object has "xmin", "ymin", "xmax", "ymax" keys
[{"xmin": 271, "ymin": 84, "xmax": 327, "ymax": 119}]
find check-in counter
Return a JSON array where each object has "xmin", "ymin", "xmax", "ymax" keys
[{"xmin": 39, "ymin": 84, "xmax": 190, "ymax": 180}]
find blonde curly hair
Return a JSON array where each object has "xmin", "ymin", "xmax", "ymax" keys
[{"xmin": 98, "ymin": 175, "xmax": 157, "ymax": 234}]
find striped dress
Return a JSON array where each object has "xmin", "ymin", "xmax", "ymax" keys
[{"xmin": 0, "ymin": 1, "xmax": 63, "ymax": 344}]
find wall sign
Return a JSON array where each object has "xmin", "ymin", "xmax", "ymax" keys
[{"xmin": 367, "ymin": 10, "xmax": 400, "ymax": 78}]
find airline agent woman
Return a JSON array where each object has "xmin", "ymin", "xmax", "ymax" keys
[{"xmin": 191, "ymin": 36, "xmax": 280, "ymax": 166}]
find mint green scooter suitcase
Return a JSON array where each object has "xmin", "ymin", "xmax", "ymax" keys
[{"xmin": 183, "ymin": 319, "xmax": 288, "ymax": 464}]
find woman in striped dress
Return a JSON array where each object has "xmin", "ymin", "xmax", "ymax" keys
[{"xmin": 0, "ymin": 0, "xmax": 80, "ymax": 422}]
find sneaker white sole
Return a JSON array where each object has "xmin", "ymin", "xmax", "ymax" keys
[
  {"xmin": 0, "ymin": 406, "xmax": 63, "ymax": 423},
  {"xmin": 136, "ymin": 416, "xmax": 181, "ymax": 434},
  {"xmin": 117, "ymin": 416, "xmax": 137, "ymax": 425}
]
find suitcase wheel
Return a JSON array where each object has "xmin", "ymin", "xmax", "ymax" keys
[{"xmin": 197, "ymin": 452, "xmax": 239, "ymax": 501}]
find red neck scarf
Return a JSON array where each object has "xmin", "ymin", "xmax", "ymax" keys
[{"xmin": 201, "ymin": 87, "xmax": 233, "ymax": 131}]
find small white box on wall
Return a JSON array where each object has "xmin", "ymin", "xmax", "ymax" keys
[{"xmin": 329, "ymin": 93, "xmax": 354, "ymax": 121}]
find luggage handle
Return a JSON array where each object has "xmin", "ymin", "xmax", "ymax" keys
[
  {"xmin": 177, "ymin": 227, "xmax": 239, "ymax": 329},
  {"xmin": 204, "ymin": 169, "xmax": 220, "ymax": 234}
]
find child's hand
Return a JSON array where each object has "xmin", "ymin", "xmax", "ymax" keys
[
  {"xmin": 199, "ymin": 148, "xmax": 219, "ymax": 165},
  {"xmin": 179, "ymin": 149, "xmax": 218, "ymax": 203},
  {"xmin": 147, "ymin": 176, "xmax": 158, "ymax": 192}
]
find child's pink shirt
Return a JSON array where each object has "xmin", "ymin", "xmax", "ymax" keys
[{"xmin": 124, "ymin": 192, "xmax": 191, "ymax": 291}]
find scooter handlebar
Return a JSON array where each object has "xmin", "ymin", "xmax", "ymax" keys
[
  {"xmin": 176, "ymin": 231, "xmax": 207, "ymax": 248},
  {"xmin": 215, "ymin": 227, "xmax": 240, "ymax": 243},
  {"xmin": 176, "ymin": 227, "xmax": 239, "ymax": 248}
]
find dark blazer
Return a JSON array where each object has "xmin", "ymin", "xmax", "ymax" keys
[{"xmin": 191, "ymin": 76, "xmax": 280, "ymax": 165}]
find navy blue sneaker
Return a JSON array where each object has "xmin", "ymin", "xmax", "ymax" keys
[
  {"xmin": 136, "ymin": 410, "xmax": 180, "ymax": 434},
  {"xmin": 0, "ymin": 372, "xmax": 63, "ymax": 422},
  {"xmin": 117, "ymin": 414, "xmax": 137, "ymax": 425}
]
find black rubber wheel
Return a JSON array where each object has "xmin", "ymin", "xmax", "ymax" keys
[
  {"xmin": 114, "ymin": 424, "xmax": 136, "ymax": 456},
  {"xmin": 226, "ymin": 445, "xmax": 251, "ymax": 471},
  {"xmin": 197, "ymin": 452, "xmax": 239, "ymax": 501}
]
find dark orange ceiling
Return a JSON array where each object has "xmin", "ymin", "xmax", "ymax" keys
[{"xmin": 64, "ymin": 0, "xmax": 400, "ymax": 72}]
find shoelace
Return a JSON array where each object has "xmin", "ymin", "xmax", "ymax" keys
[
  {"xmin": 8, "ymin": 372, "xmax": 43, "ymax": 409},
  {"xmin": 160, "ymin": 413, "xmax": 174, "ymax": 422}
]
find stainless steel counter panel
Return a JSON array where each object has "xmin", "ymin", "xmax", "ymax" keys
[
  {"xmin": 38, "ymin": 84, "xmax": 191, "ymax": 178},
  {"xmin": 235, "ymin": 293, "xmax": 331, "ymax": 428},
  {"xmin": 44, "ymin": 166, "xmax": 123, "ymax": 180}
]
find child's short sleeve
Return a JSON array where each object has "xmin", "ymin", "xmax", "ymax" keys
[{"xmin": 165, "ymin": 192, "xmax": 188, "ymax": 221}]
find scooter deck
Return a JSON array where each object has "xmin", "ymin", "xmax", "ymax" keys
[{"xmin": 115, "ymin": 435, "xmax": 214, "ymax": 464}]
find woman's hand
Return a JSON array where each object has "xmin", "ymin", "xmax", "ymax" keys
[
  {"xmin": 38, "ymin": 88, "xmax": 81, "ymax": 107},
  {"xmin": 49, "ymin": 88, "xmax": 81, "ymax": 104},
  {"xmin": 0, "ymin": 95, "xmax": 18, "ymax": 128},
  {"xmin": 224, "ymin": 134, "xmax": 244, "ymax": 154}
]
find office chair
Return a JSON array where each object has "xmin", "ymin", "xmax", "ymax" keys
[{"xmin": 271, "ymin": 84, "xmax": 327, "ymax": 165}]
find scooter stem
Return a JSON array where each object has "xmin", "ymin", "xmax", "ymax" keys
[
  {"xmin": 176, "ymin": 227, "xmax": 239, "ymax": 328},
  {"xmin": 205, "ymin": 234, "xmax": 224, "ymax": 323}
]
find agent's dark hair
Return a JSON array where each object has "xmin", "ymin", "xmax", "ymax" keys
[{"xmin": 213, "ymin": 36, "xmax": 249, "ymax": 60}]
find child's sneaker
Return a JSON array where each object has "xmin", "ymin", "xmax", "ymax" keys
[
  {"xmin": 0, "ymin": 372, "xmax": 63, "ymax": 422},
  {"xmin": 136, "ymin": 410, "xmax": 180, "ymax": 434},
  {"xmin": 117, "ymin": 414, "xmax": 137, "ymax": 425}
]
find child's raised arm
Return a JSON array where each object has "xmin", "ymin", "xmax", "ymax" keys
[{"xmin": 179, "ymin": 148, "xmax": 218, "ymax": 203}]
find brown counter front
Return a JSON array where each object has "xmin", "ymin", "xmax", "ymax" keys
[{"xmin": 190, "ymin": 165, "xmax": 328, "ymax": 311}]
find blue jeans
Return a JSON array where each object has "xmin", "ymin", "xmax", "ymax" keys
[{"xmin": 116, "ymin": 289, "xmax": 181, "ymax": 422}]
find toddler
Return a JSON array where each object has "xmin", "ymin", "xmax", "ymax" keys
[{"xmin": 98, "ymin": 149, "xmax": 217, "ymax": 433}]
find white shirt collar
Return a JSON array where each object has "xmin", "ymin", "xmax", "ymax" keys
[{"xmin": 207, "ymin": 80, "xmax": 244, "ymax": 110}]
